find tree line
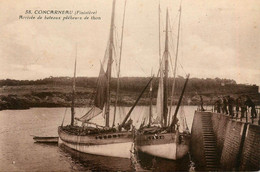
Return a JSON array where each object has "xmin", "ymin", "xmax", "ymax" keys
[{"xmin": 0, "ymin": 76, "xmax": 258, "ymax": 96}]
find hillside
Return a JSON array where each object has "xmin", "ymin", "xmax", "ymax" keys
[{"xmin": 0, "ymin": 76, "xmax": 259, "ymax": 110}]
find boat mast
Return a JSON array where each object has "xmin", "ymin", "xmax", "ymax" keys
[
  {"xmin": 119, "ymin": 77, "xmax": 153, "ymax": 131},
  {"xmin": 148, "ymin": 70, "xmax": 153, "ymax": 126},
  {"xmin": 105, "ymin": 0, "xmax": 116, "ymax": 127},
  {"xmin": 171, "ymin": 74, "xmax": 190, "ymax": 128},
  {"xmin": 71, "ymin": 44, "xmax": 77, "ymax": 126},
  {"xmin": 163, "ymin": 9, "xmax": 169, "ymax": 127},
  {"xmin": 148, "ymin": 1, "xmax": 161, "ymax": 127},
  {"xmin": 112, "ymin": 0, "xmax": 127, "ymax": 127},
  {"xmin": 168, "ymin": 5, "xmax": 182, "ymax": 126},
  {"xmin": 158, "ymin": 2, "xmax": 161, "ymax": 59}
]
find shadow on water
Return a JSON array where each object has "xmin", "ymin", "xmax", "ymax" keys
[
  {"xmin": 32, "ymin": 140, "xmax": 193, "ymax": 171},
  {"xmin": 34, "ymin": 142, "xmax": 58, "ymax": 147},
  {"xmin": 59, "ymin": 143, "xmax": 191, "ymax": 171},
  {"xmin": 59, "ymin": 144, "xmax": 132, "ymax": 171},
  {"xmin": 137, "ymin": 151, "xmax": 190, "ymax": 172}
]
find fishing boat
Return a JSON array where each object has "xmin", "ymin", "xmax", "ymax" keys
[
  {"xmin": 58, "ymin": 0, "xmax": 152, "ymax": 159},
  {"xmin": 136, "ymin": 6, "xmax": 191, "ymax": 160}
]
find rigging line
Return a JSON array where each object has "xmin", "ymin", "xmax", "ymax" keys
[
  {"xmin": 85, "ymin": 60, "xmax": 107, "ymax": 114},
  {"xmin": 105, "ymin": 0, "xmax": 116, "ymax": 127},
  {"xmin": 70, "ymin": 43, "xmax": 77, "ymax": 126},
  {"xmin": 102, "ymin": 31, "xmax": 111, "ymax": 65},
  {"xmin": 61, "ymin": 108, "xmax": 68, "ymax": 126},
  {"xmin": 158, "ymin": 1, "xmax": 161, "ymax": 59},
  {"xmin": 112, "ymin": 51, "xmax": 118, "ymax": 78},
  {"xmin": 112, "ymin": 42, "xmax": 118, "ymax": 64},
  {"xmin": 83, "ymin": 29, "xmax": 111, "ymax": 115},
  {"xmin": 155, "ymin": 1, "xmax": 163, "ymax": 82},
  {"xmin": 113, "ymin": 27, "xmax": 119, "ymax": 68},
  {"xmin": 169, "ymin": 53, "xmax": 177, "ymax": 82},
  {"xmin": 168, "ymin": 20, "xmax": 176, "ymax": 45},
  {"xmin": 112, "ymin": 27, "xmax": 119, "ymax": 74},
  {"xmin": 168, "ymin": 3, "xmax": 182, "ymax": 126},
  {"xmin": 168, "ymin": 17, "xmax": 180, "ymax": 59},
  {"xmin": 133, "ymin": 57, "xmax": 148, "ymax": 76},
  {"xmin": 173, "ymin": 0, "xmax": 187, "ymax": 78},
  {"xmin": 169, "ymin": 46, "xmax": 176, "ymax": 74},
  {"xmin": 113, "ymin": 28, "xmax": 122, "ymax": 78},
  {"xmin": 168, "ymin": 36, "xmax": 176, "ymax": 62},
  {"xmin": 113, "ymin": 0, "xmax": 127, "ymax": 127},
  {"xmin": 182, "ymin": 107, "xmax": 189, "ymax": 131},
  {"xmin": 168, "ymin": 23, "xmax": 178, "ymax": 73},
  {"xmin": 179, "ymin": 22, "xmax": 187, "ymax": 76},
  {"xmin": 168, "ymin": 52, "xmax": 177, "ymax": 124},
  {"xmin": 178, "ymin": 61, "xmax": 187, "ymax": 76},
  {"xmin": 115, "ymin": 26, "xmax": 121, "ymax": 56},
  {"xmin": 168, "ymin": 14, "xmax": 178, "ymax": 40},
  {"xmin": 169, "ymin": 11, "xmax": 179, "ymax": 33}
]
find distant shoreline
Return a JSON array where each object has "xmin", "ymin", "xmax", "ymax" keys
[
  {"xmin": 0, "ymin": 89, "xmax": 259, "ymax": 111},
  {"xmin": 0, "ymin": 96, "xmax": 201, "ymax": 111},
  {"xmin": 1, "ymin": 77, "xmax": 259, "ymax": 111}
]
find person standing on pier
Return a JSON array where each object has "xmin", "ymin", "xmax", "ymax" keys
[
  {"xmin": 240, "ymin": 96, "xmax": 247, "ymax": 119},
  {"xmin": 227, "ymin": 96, "xmax": 235, "ymax": 117},
  {"xmin": 200, "ymin": 95, "xmax": 205, "ymax": 111},
  {"xmin": 215, "ymin": 96, "xmax": 222, "ymax": 113},
  {"xmin": 227, "ymin": 96, "xmax": 235, "ymax": 118},
  {"xmin": 245, "ymin": 96, "xmax": 257, "ymax": 119},
  {"xmin": 222, "ymin": 96, "xmax": 228, "ymax": 114},
  {"xmin": 235, "ymin": 96, "xmax": 242, "ymax": 118}
]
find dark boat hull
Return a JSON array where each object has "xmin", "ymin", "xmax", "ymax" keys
[{"xmin": 58, "ymin": 127, "xmax": 133, "ymax": 158}]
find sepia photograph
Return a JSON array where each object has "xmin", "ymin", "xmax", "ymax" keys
[{"xmin": 0, "ymin": 0, "xmax": 259, "ymax": 171}]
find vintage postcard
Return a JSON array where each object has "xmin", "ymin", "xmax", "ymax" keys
[{"xmin": 0, "ymin": 0, "xmax": 259, "ymax": 171}]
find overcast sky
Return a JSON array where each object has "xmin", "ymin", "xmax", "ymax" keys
[{"xmin": 0, "ymin": 0, "xmax": 259, "ymax": 86}]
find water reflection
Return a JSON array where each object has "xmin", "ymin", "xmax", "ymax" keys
[
  {"xmin": 137, "ymin": 151, "xmax": 190, "ymax": 171},
  {"xmin": 59, "ymin": 144, "xmax": 132, "ymax": 171},
  {"xmin": 0, "ymin": 107, "xmax": 196, "ymax": 171},
  {"xmin": 34, "ymin": 142, "xmax": 58, "ymax": 147},
  {"xmin": 59, "ymin": 143, "xmax": 191, "ymax": 171}
]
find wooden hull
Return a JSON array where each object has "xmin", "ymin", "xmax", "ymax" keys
[
  {"xmin": 33, "ymin": 136, "xmax": 58, "ymax": 143},
  {"xmin": 58, "ymin": 127, "xmax": 133, "ymax": 159},
  {"xmin": 136, "ymin": 131, "xmax": 190, "ymax": 160}
]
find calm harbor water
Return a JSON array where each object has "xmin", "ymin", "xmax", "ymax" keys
[{"xmin": 0, "ymin": 106, "xmax": 197, "ymax": 171}]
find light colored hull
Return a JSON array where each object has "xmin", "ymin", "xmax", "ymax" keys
[
  {"xmin": 59, "ymin": 138, "xmax": 132, "ymax": 159},
  {"xmin": 136, "ymin": 132, "xmax": 190, "ymax": 160},
  {"xmin": 138, "ymin": 143, "xmax": 177, "ymax": 160},
  {"xmin": 58, "ymin": 127, "xmax": 133, "ymax": 159},
  {"xmin": 176, "ymin": 140, "xmax": 189, "ymax": 159}
]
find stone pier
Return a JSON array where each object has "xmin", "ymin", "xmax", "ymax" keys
[{"xmin": 191, "ymin": 111, "xmax": 260, "ymax": 171}]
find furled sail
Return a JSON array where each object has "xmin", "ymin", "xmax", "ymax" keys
[
  {"xmin": 75, "ymin": 0, "xmax": 116, "ymax": 125},
  {"xmin": 94, "ymin": 64, "xmax": 108, "ymax": 109},
  {"xmin": 76, "ymin": 106, "xmax": 103, "ymax": 122},
  {"xmin": 76, "ymin": 63, "xmax": 108, "ymax": 122}
]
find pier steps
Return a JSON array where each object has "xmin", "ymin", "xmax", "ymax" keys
[
  {"xmin": 201, "ymin": 113, "xmax": 219, "ymax": 171},
  {"xmin": 191, "ymin": 111, "xmax": 260, "ymax": 171}
]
